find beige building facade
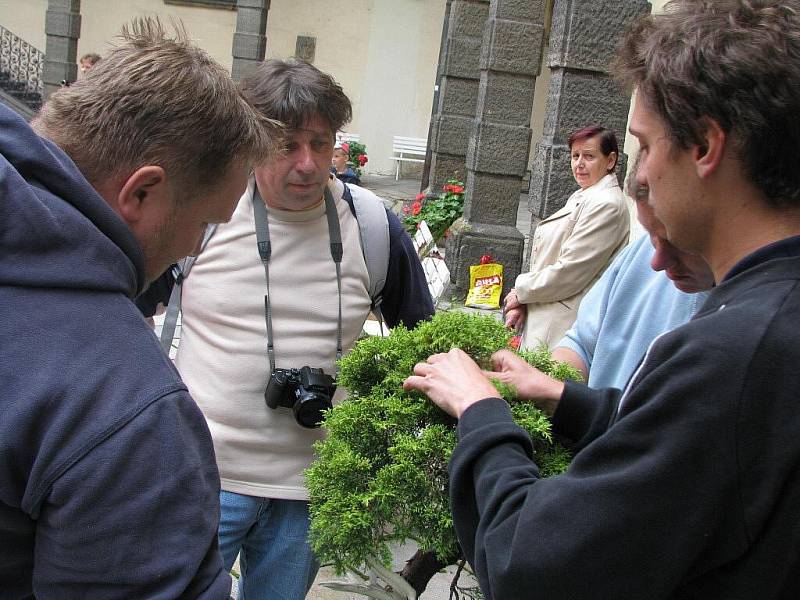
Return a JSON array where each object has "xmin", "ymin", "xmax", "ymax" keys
[
  {"xmin": 0, "ymin": 0, "xmax": 445, "ymax": 175},
  {"xmin": 0, "ymin": 0, "xmax": 667, "ymax": 176}
]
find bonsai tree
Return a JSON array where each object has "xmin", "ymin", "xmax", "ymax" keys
[{"xmin": 306, "ymin": 311, "xmax": 580, "ymax": 598}]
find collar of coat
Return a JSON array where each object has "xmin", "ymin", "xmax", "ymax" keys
[{"xmin": 540, "ymin": 173, "xmax": 620, "ymax": 224}]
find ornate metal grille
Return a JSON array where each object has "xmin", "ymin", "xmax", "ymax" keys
[{"xmin": 0, "ymin": 25, "xmax": 44, "ymax": 110}]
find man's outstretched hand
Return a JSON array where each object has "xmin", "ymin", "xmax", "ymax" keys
[
  {"xmin": 403, "ymin": 348, "xmax": 498, "ymax": 418},
  {"xmin": 485, "ymin": 350, "xmax": 564, "ymax": 416},
  {"xmin": 403, "ymin": 348, "xmax": 565, "ymax": 419}
]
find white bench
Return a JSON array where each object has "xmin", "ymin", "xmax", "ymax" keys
[
  {"xmin": 389, "ymin": 135, "xmax": 427, "ymax": 180},
  {"xmin": 336, "ymin": 131, "xmax": 360, "ymax": 145}
]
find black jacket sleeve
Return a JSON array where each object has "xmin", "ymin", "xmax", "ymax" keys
[
  {"xmin": 551, "ymin": 380, "xmax": 621, "ymax": 451},
  {"xmin": 379, "ymin": 209, "xmax": 435, "ymax": 328},
  {"xmin": 448, "ymin": 328, "xmax": 746, "ymax": 599}
]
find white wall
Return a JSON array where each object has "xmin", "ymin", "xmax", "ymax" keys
[
  {"xmin": 0, "ymin": 1, "xmax": 235, "ymax": 68},
  {"xmin": 2, "ymin": 0, "xmax": 443, "ymax": 176},
  {"xmin": 77, "ymin": 0, "xmax": 237, "ymax": 71},
  {"xmin": 264, "ymin": 0, "xmax": 373, "ymax": 118},
  {"xmin": 0, "ymin": 0, "xmax": 47, "ymax": 50},
  {"xmin": 265, "ymin": 0, "xmax": 444, "ymax": 174},
  {"xmin": 357, "ymin": 1, "xmax": 444, "ymax": 174}
]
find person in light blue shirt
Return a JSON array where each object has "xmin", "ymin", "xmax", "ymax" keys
[{"xmin": 551, "ymin": 158, "xmax": 714, "ymax": 390}]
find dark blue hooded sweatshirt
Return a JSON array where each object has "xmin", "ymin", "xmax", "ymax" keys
[{"xmin": 0, "ymin": 104, "xmax": 229, "ymax": 598}]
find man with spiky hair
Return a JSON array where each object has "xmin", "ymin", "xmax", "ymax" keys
[
  {"xmin": 0, "ymin": 18, "xmax": 278, "ymax": 598},
  {"xmin": 404, "ymin": 2, "xmax": 800, "ymax": 598}
]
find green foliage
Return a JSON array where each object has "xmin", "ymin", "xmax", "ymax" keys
[
  {"xmin": 306, "ymin": 311, "xmax": 582, "ymax": 575},
  {"xmin": 402, "ymin": 180, "xmax": 465, "ymax": 242}
]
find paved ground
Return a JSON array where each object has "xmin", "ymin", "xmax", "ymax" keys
[
  {"xmin": 308, "ymin": 563, "xmax": 478, "ymax": 600},
  {"xmin": 359, "ymin": 173, "xmax": 424, "ymax": 203}
]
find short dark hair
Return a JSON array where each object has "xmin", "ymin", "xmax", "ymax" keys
[
  {"xmin": 80, "ymin": 53, "xmax": 101, "ymax": 65},
  {"xmin": 34, "ymin": 18, "xmax": 279, "ymax": 200},
  {"xmin": 616, "ymin": 0, "xmax": 800, "ymax": 207},
  {"xmin": 568, "ymin": 125, "xmax": 620, "ymax": 172},
  {"xmin": 239, "ymin": 58, "xmax": 352, "ymax": 136}
]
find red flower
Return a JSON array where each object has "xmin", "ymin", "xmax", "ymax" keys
[
  {"xmin": 443, "ymin": 183, "xmax": 454, "ymax": 193},
  {"xmin": 479, "ymin": 254, "xmax": 492, "ymax": 265},
  {"xmin": 341, "ymin": 142, "xmax": 350, "ymax": 153},
  {"xmin": 415, "ymin": 193, "xmax": 425, "ymax": 201},
  {"xmin": 402, "ymin": 205, "xmax": 410, "ymax": 215},
  {"xmin": 411, "ymin": 201, "xmax": 422, "ymax": 216},
  {"xmin": 509, "ymin": 335, "xmax": 521, "ymax": 350},
  {"xmin": 452, "ymin": 185, "xmax": 464, "ymax": 194},
  {"xmin": 358, "ymin": 154, "xmax": 368, "ymax": 166}
]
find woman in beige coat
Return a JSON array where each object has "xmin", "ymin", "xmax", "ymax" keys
[{"xmin": 505, "ymin": 125, "xmax": 630, "ymax": 349}]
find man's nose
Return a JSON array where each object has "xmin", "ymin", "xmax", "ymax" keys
[
  {"xmin": 651, "ymin": 239, "xmax": 675, "ymax": 272},
  {"xmin": 295, "ymin": 145, "xmax": 316, "ymax": 171}
]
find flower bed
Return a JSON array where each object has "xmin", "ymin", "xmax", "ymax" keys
[{"xmin": 402, "ymin": 180, "xmax": 465, "ymax": 243}]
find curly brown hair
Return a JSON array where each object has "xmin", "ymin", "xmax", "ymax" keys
[
  {"xmin": 239, "ymin": 58, "xmax": 352, "ymax": 137},
  {"xmin": 616, "ymin": 0, "xmax": 800, "ymax": 207}
]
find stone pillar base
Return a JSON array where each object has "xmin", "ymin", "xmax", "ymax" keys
[{"xmin": 445, "ymin": 221, "xmax": 524, "ymax": 300}]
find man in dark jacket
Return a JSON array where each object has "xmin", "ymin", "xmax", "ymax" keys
[
  {"xmin": 404, "ymin": 1, "xmax": 800, "ymax": 598},
  {"xmin": 0, "ymin": 18, "xmax": 277, "ymax": 599}
]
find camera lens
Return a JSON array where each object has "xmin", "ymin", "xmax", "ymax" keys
[{"xmin": 293, "ymin": 389, "xmax": 331, "ymax": 428}]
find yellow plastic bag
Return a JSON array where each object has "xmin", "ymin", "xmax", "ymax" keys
[{"xmin": 465, "ymin": 262, "xmax": 503, "ymax": 309}]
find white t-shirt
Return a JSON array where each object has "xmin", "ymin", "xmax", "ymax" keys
[{"xmin": 176, "ymin": 177, "xmax": 372, "ymax": 500}]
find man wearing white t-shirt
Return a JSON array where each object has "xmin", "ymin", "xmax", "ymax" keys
[{"xmin": 175, "ymin": 58, "xmax": 433, "ymax": 600}]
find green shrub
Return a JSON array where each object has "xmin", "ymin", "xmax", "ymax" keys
[{"xmin": 306, "ymin": 311, "xmax": 581, "ymax": 574}]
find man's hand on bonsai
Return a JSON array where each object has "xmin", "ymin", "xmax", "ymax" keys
[
  {"xmin": 403, "ymin": 348, "xmax": 564, "ymax": 419},
  {"xmin": 484, "ymin": 350, "xmax": 564, "ymax": 416}
]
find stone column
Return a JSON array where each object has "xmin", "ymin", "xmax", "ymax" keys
[
  {"xmin": 420, "ymin": 0, "xmax": 453, "ymax": 193},
  {"xmin": 43, "ymin": 0, "xmax": 80, "ymax": 101},
  {"xmin": 528, "ymin": 0, "xmax": 650, "ymax": 224},
  {"xmin": 427, "ymin": 0, "xmax": 490, "ymax": 193},
  {"xmin": 445, "ymin": 0, "xmax": 547, "ymax": 299},
  {"xmin": 231, "ymin": 0, "xmax": 269, "ymax": 83}
]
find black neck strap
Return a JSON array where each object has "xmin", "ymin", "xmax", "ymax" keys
[{"xmin": 252, "ymin": 184, "xmax": 344, "ymax": 374}]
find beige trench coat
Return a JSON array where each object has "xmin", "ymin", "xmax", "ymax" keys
[{"xmin": 516, "ymin": 173, "xmax": 629, "ymax": 349}]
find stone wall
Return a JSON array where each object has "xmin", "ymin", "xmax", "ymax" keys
[
  {"xmin": 528, "ymin": 0, "xmax": 650, "ymax": 223},
  {"xmin": 445, "ymin": 0, "xmax": 547, "ymax": 298}
]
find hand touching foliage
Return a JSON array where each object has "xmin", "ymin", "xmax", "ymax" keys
[{"xmin": 305, "ymin": 311, "xmax": 581, "ymax": 576}]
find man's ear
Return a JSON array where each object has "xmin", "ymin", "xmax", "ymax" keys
[
  {"xmin": 116, "ymin": 166, "xmax": 168, "ymax": 226},
  {"xmin": 695, "ymin": 117, "xmax": 726, "ymax": 179}
]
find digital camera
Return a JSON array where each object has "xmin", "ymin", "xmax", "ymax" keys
[{"xmin": 264, "ymin": 366, "xmax": 336, "ymax": 428}]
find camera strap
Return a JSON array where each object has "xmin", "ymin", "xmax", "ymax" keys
[{"xmin": 252, "ymin": 184, "xmax": 344, "ymax": 374}]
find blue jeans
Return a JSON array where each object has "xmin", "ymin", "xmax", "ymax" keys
[{"xmin": 219, "ymin": 491, "xmax": 319, "ymax": 600}]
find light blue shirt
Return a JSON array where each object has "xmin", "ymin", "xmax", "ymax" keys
[{"xmin": 557, "ymin": 235, "xmax": 709, "ymax": 390}]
